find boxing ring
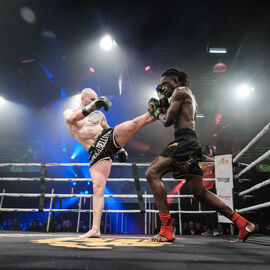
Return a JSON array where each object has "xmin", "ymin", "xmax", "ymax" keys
[
  {"xmin": 1, "ymin": 123, "xmax": 270, "ymax": 269},
  {"xmin": 0, "ymin": 161, "xmax": 216, "ymax": 235}
]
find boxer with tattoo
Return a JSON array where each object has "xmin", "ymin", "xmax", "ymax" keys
[{"xmin": 64, "ymin": 88, "xmax": 156, "ymax": 238}]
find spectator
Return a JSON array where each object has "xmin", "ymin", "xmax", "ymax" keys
[
  {"xmin": 188, "ymin": 221, "xmax": 196, "ymax": 235},
  {"xmin": 41, "ymin": 217, "xmax": 57, "ymax": 232},
  {"xmin": 171, "ymin": 217, "xmax": 177, "ymax": 236},
  {"xmin": 61, "ymin": 220, "xmax": 75, "ymax": 232},
  {"xmin": 201, "ymin": 224, "xmax": 212, "ymax": 236},
  {"xmin": 182, "ymin": 222, "xmax": 189, "ymax": 235},
  {"xmin": 8, "ymin": 218, "xmax": 21, "ymax": 231},
  {"xmin": 263, "ymin": 223, "xmax": 270, "ymax": 235},
  {"xmin": 202, "ymin": 145, "xmax": 215, "ymax": 162},
  {"xmin": 27, "ymin": 220, "xmax": 40, "ymax": 232},
  {"xmin": 195, "ymin": 222, "xmax": 202, "ymax": 235},
  {"xmin": 213, "ymin": 223, "xmax": 224, "ymax": 236}
]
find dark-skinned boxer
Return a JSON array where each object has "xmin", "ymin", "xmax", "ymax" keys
[{"xmin": 146, "ymin": 68, "xmax": 255, "ymax": 242}]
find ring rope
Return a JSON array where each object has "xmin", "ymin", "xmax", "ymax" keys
[
  {"xmin": 238, "ymin": 178, "xmax": 270, "ymax": 196},
  {"xmin": 0, "ymin": 177, "xmax": 215, "ymax": 182},
  {"xmin": 0, "ymin": 193, "xmax": 194, "ymax": 199},
  {"xmin": 0, "ymin": 162, "xmax": 214, "ymax": 167},
  {"xmin": 233, "ymin": 122, "xmax": 270, "ymax": 163},
  {"xmin": 236, "ymin": 201, "xmax": 270, "ymax": 213},
  {"xmin": 0, "ymin": 208, "xmax": 216, "ymax": 214},
  {"xmin": 234, "ymin": 149, "xmax": 270, "ymax": 179}
]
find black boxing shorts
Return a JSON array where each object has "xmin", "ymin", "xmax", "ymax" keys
[
  {"xmin": 88, "ymin": 128, "xmax": 121, "ymax": 169},
  {"xmin": 159, "ymin": 128, "xmax": 203, "ymax": 178}
]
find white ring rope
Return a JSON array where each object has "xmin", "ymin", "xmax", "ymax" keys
[
  {"xmin": 0, "ymin": 193, "xmax": 194, "ymax": 199},
  {"xmin": 238, "ymin": 178, "xmax": 270, "ymax": 196},
  {"xmin": 0, "ymin": 162, "xmax": 214, "ymax": 167},
  {"xmin": 236, "ymin": 201, "xmax": 270, "ymax": 213},
  {"xmin": 233, "ymin": 122, "xmax": 270, "ymax": 163},
  {"xmin": 0, "ymin": 177, "xmax": 215, "ymax": 182},
  {"xmin": 234, "ymin": 149, "xmax": 270, "ymax": 179},
  {"xmin": 0, "ymin": 208, "xmax": 216, "ymax": 214}
]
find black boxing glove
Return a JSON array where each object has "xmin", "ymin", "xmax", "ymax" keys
[
  {"xmin": 147, "ymin": 98, "xmax": 162, "ymax": 119},
  {"xmin": 156, "ymin": 84, "xmax": 169, "ymax": 108},
  {"xmin": 115, "ymin": 148, "xmax": 128, "ymax": 162},
  {"xmin": 82, "ymin": 96, "xmax": 112, "ymax": 116}
]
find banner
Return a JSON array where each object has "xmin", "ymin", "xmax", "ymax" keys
[
  {"xmin": 202, "ymin": 163, "xmax": 215, "ymax": 190},
  {"xmin": 214, "ymin": 154, "xmax": 234, "ymax": 223}
]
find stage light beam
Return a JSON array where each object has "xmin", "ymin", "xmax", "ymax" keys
[
  {"xmin": 100, "ymin": 35, "xmax": 116, "ymax": 51},
  {"xmin": 236, "ymin": 84, "xmax": 254, "ymax": 98}
]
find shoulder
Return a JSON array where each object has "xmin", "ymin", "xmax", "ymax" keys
[
  {"xmin": 63, "ymin": 108, "xmax": 73, "ymax": 119},
  {"xmin": 172, "ymin": 87, "xmax": 192, "ymax": 100}
]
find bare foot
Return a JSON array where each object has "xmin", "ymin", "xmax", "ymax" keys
[
  {"xmin": 230, "ymin": 222, "xmax": 256, "ymax": 243},
  {"xmin": 78, "ymin": 229, "xmax": 101, "ymax": 239},
  {"xmin": 151, "ymin": 234, "xmax": 174, "ymax": 242}
]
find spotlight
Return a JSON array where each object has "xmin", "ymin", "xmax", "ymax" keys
[
  {"xmin": 236, "ymin": 84, "xmax": 254, "ymax": 98},
  {"xmin": 20, "ymin": 6, "xmax": 36, "ymax": 24},
  {"xmin": 62, "ymin": 147, "xmax": 67, "ymax": 152},
  {"xmin": 89, "ymin": 67, "xmax": 95, "ymax": 73},
  {"xmin": 0, "ymin": 96, "xmax": 6, "ymax": 105},
  {"xmin": 209, "ymin": 48, "xmax": 227, "ymax": 54},
  {"xmin": 100, "ymin": 35, "xmax": 116, "ymax": 51}
]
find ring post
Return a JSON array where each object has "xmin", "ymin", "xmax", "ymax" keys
[
  {"xmin": 0, "ymin": 188, "xmax": 5, "ymax": 209},
  {"xmin": 39, "ymin": 163, "xmax": 46, "ymax": 212},
  {"xmin": 177, "ymin": 190, "xmax": 182, "ymax": 235},
  {"xmin": 46, "ymin": 188, "xmax": 54, "ymax": 232},
  {"xmin": 76, "ymin": 192, "xmax": 82, "ymax": 233}
]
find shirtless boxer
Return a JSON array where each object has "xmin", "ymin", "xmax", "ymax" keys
[
  {"xmin": 146, "ymin": 68, "xmax": 255, "ymax": 242},
  {"xmin": 64, "ymin": 88, "xmax": 156, "ymax": 238}
]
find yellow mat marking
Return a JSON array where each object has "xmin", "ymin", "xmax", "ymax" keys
[{"xmin": 32, "ymin": 237, "xmax": 172, "ymax": 249}]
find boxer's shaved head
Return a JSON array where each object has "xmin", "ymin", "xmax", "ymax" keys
[
  {"xmin": 81, "ymin": 88, "xmax": 98, "ymax": 99},
  {"xmin": 80, "ymin": 88, "xmax": 98, "ymax": 107}
]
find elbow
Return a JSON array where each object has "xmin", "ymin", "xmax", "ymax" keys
[{"xmin": 163, "ymin": 120, "xmax": 173, "ymax": 127}]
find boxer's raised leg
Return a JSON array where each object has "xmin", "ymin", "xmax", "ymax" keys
[{"xmin": 114, "ymin": 113, "xmax": 156, "ymax": 147}]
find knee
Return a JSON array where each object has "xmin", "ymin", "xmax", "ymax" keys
[
  {"xmin": 145, "ymin": 166, "xmax": 158, "ymax": 184},
  {"xmin": 93, "ymin": 183, "xmax": 105, "ymax": 196}
]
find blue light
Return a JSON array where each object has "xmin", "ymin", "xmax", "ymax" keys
[
  {"xmin": 62, "ymin": 147, "xmax": 67, "ymax": 152},
  {"xmin": 39, "ymin": 62, "xmax": 54, "ymax": 79},
  {"xmin": 71, "ymin": 141, "xmax": 85, "ymax": 160},
  {"xmin": 87, "ymin": 181, "xmax": 90, "ymax": 185},
  {"xmin": 73, "ymin": 182, "xmax": 77, "ymax": 186},
  {"xmin": 84, "ymin": 190, "xmax": 89, "ymax": 194},
  {"xmin": 61, "ymin": 88, "xmax": 67, "ymax": 99}
]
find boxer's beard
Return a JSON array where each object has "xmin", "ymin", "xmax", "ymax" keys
[{"xmin": 87, "ymin": 111, "xmax": 102, "ymax": 124}]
